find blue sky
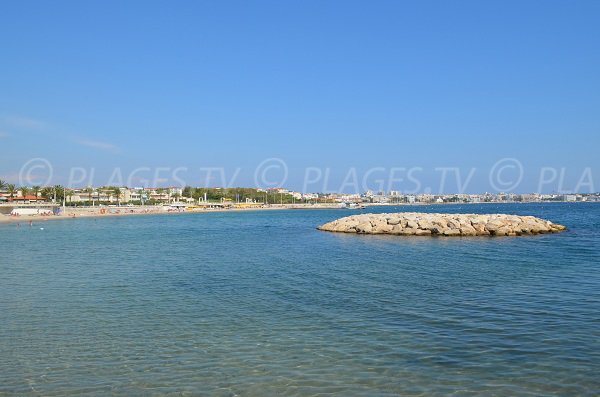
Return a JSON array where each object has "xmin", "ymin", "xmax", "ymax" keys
[{"xmin": 1, "ymin": 1, "xmax": 599, "ymax": 193}]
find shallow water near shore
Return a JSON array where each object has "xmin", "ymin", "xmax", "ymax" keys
[{"xmin": 1, "ymin": 202, "xmax": 599, "ymax": 396}]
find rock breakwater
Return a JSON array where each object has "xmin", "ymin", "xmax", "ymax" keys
[{"xmin": 318, "ymin": 213, "xmax": 566, "ymax": 236}]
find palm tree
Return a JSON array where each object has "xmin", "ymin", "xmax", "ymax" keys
[
  {"xmin": 0, "ymin": 179, "xmax": 7, "ymax": 192},
  {"xmin": 7, "ymin": 184, "xmax": 17, "ymax": 200},
  {"xmin": 54, "ymin": 185, "xmax": 65, "ymax": 203},
  {"xmin": 41, "ymin": 187, "xmax": 53, "ymax": 202},
  {"xmin": 112, "ymin": 187, "xmax": 121, "ymax": 206},
  {"xmin": 21, "ymin": 186, "xmax": 30, "ymax": 199},
  {"xmin": 32, "ymin": 185, "xmax": 41, "ymax": 200},
  {"xmin": 66, "ymin": 190, "xmax": 74, "ymax": 206},
  {"xmin": 84, "ymin": 186, "xmax": 94, "ymax": 206}
]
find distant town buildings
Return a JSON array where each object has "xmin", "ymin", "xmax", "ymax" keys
[{"xmin": 0, "ymin": 184, "xmax": 598, "ymax": 206}]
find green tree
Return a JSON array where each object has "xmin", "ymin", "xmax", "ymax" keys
[
  {"xmin": 31, "ymin": 185, "xmax": 41, "ymax": 200},
  {"xmin": 41, "ymin": 187, "xmax": 54, "ymax": 202},
  {"xmin": 7, "ymin": 184, "xmax": 17, "ymax": 199},
  {"xmin": 66, "ymin": 189, "xmax": 74, "ymax": 205},
  {"xmin": 0, "ymin": 180, "xmax": 7, "ymax": 191},
  {"xmin": 112, "ymin": 187, "xmax": 122, "ymax": 206},
  {"xmin": 20, "ymin": 186, "xmax": 30, "ymax": 198},
  {"xmin": 84, "ymin": 186, "xmax": 94, "ymax": 206},
  {"xmin": 54, "ymin": 185, "xmax": 65, "ymax": 203}
]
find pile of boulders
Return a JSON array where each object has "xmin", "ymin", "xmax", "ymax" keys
[{"xmin": 318, "ymin": 213, "xmax": 566, "ymax": 236}]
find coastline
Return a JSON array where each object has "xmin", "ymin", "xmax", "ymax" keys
[
  {"xmin": 0, "ymin": 204, "xmax": 342, "ymax": 225},
  {"xmin": 0, "ymin": 201, "xmax": 594, "ymax": 226}
]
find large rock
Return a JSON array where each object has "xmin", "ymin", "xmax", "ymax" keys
[{"xmin": 317, "ymin": 212, "xmax": 566, "ymax": 237}]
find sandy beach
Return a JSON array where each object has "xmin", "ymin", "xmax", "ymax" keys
[
  {"xmin": 0, "ymin": 201, "xmax": 557, "ymax": 226},
  {"xmin": 0, "ymin": 203, "xmax": 347, "ymax": 225},
  {"xmin": 0, "ymin": 206, "xmax": 168, "ymax": 225}
]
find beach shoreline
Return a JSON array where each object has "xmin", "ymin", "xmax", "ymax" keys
[
  {"xmin": 1, "ymin": 201, "xmax": 592, "ymax": 226},
  {"xmin": 0, "ymin": 204, "xmax": 343, "ymax": 225}
]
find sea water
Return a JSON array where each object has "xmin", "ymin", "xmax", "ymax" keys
[{"xmin": 1, "ymin": 203, "xmax": 599, "ymax": 396}]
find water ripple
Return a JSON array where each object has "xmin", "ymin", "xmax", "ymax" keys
[{"xmin": 1, "ymin": 203, "xmax": 599, "ymax": 396}]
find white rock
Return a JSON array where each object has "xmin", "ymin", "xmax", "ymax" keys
[{"xmin": 318, "ymin": 212, "xmax": 566, "ymax": 237}]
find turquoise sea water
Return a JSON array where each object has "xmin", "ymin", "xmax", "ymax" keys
[{"xmin": 1, "ymin": 203, "xmax": 599, "ymax": 396}]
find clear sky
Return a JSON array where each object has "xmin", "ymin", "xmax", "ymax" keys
[{"xmin": 1, "ymin": 1, "xmax": 599, "ymax": 193}]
